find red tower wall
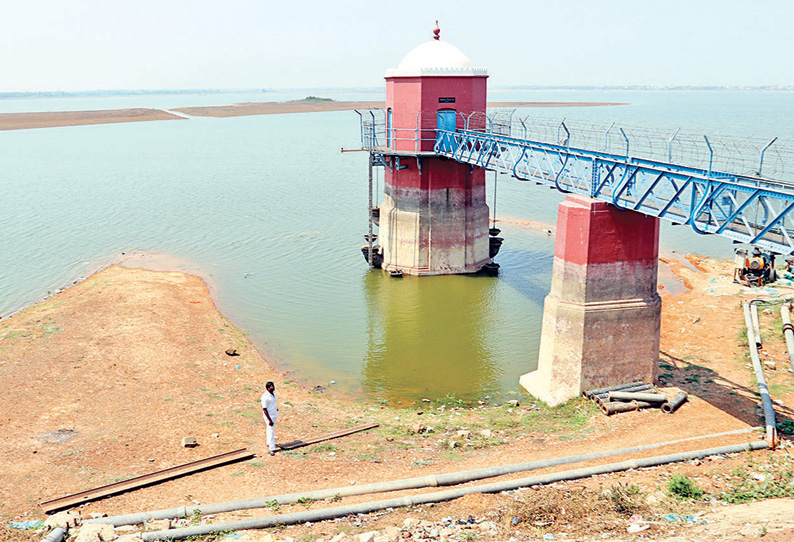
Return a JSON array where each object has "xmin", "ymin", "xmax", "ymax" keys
[
  {"xmin": 379, "ymin": 74, "xmax": 490, "ymax": 275},
  {"xmin": 386, "ymin": 76, "xmax": 487, "ymax": 152}
]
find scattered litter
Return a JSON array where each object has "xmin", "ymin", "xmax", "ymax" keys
[
  {"xmin": 627, "ymin": 523, "xmax": 649, "ymax": 533},
  {"xmin": 543, "ymin": 534, "xmax": 556, "ymax": 540},
  {"xmin": 8, "ymin": 520, "xmax": 44, "ymax": 530},
  {"xmin": 221, "ymin": 534, "xmax": 243, "ymax": 540}
]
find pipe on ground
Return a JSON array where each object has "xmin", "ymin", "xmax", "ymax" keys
[
  {"xmin": 780, "ymin": 304, "xmax": 794, "ymax": 375},
  {"xmin": 608, "ymin": 391, "xmax": 668, "ymax": 403},
  {"xmin": 41, "ymin": 527, "xmax": 66, "ymax": 542},
  {"xmin": 743, "ymin": 302, "xmax": 778, "ymax": 445},
  {"xmin": 750, "ymin": 303, "xmax": 762, "ymax": 347},
  {"xmin": 140, "ymin": 441, "xmax": 769, "ymax": 541},
  {"xmin": 87, "ymin": 427, "xmax": 763, "ymax": 527},
  {"xmin": 583, "ymin": 381, "xmax": 643, "ymax": 398},
  {"xmin": 662, "ymin": 392, "xmax": 688, "ymax": 414},
  {"xmin": 592, "ymin": 384, "xmax": 653, "ymax": 402}
]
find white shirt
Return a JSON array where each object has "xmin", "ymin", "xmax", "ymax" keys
[{"xmin": 261, "ymin": 390, "xmax": 279, "ymax": 422}]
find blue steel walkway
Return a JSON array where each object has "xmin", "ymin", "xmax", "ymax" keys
[{"xmin": 433, "ymin": 126, "xmax": 794, "ymax": 255}]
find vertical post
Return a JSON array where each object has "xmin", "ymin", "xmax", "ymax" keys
[
  {"xmin": 667, "ymin": 128, "xmax": 680, "ymax": 162},
  {"xmin": 604, "ymin": 122, "xmax": 615, "ymax": 152},
  {"xmin": 759, "ymin": 137, "xmax": 778, "ymax": 177},
  {"xmin": 491, "ymin": 170, "xmax": 498, "ymax": 230},
  {"xmin": 704, "ymin": 135, "xmax": 714, "ymax": 179},
  {"xmin": 620, "ymin": 128, "xmax": 629, "ymax": 158},
  {"xmin": 367, "ymin": 153, "xmax": 374, "ymax": 269}
]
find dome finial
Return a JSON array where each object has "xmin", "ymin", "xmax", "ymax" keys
[{"xmin": 433, "ymin": 21, "xmax": 440, "ymax": 40}]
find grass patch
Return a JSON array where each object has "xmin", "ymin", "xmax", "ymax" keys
[
  {"xmin": 720, "ymin": 454, "xmax": 794, "ymax": 503},
  {"xmin": 309, "ymin": 442, "xmax": 337, "ymax": 453},
  {"xmin": 608, "ymin": 483, "xmax": 645, "ymax": 516},
  {"xmin": 282, "ymin": 450, "xmax": 307, "ymax": 459},
  {"xmin": 667, "ymin": 474, "xmax": 704, "ymax": 501},
  {"xmin": 520, "ymin": 397, "xmax": 598, "ymax": 434}
]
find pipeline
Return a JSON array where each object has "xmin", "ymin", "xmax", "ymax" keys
[
  {"xmin": 608, "ymin": 391, "xmax": 668, "ymax": 403},
  {"xmin": 88, "ymin": 426, "xmax": 763, "ymax": 527},
  {"xmin": 600, "ymin": 400, "xmax": 654, "ymax": 415},
  {"xmin": 591, "ymin": 384, "xmax": 653, "ymax": 403},
  {"xmin": 41, "ymin": 528, "xmax": 66, "ymax": 542},
  {"xmin": 742, "ymin": 302, "xmax": 778, "ymax": 445},
  {"xmin": 662, "ymin": 392, "xmax": 688, "ymax": 414},
  {"xmin": 750, "ymin": 303, "xmax": 762, "ymax": 347},
  {"xmin": 140, "ymin": 441, "xmax": 768, "ymax": 541},
  {"xmin": 583, "ymin": 381, "xmax": 644, "ymax": 398},
  {"xmin": 781, "ymin": 303, "xmax": 794, "ymax": 375}
]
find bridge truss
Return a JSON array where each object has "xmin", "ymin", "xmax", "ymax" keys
[{"xmin": 435, "ymin": 127, "xmax": 794, "ymax": 255}]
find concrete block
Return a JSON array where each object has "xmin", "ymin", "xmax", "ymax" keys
[
  {"xmin": 522, "ymin": 196, "xmax": 661, "ymax": 405},
  {"xmin": 74, "ymin": 523, "xmax": 117, "ymax": 542},
  {"xmin": 181, "ymin": 436, "xmax": 198, "ymax": 448}
]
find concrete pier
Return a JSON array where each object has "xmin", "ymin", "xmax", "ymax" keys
[
  {"xmin": 520, "ymin": 195, "xmax": 661, "ymax": 406},
  {"xmin": 380, "ymin": 159, "xmax": 490, "ymax": 275}
]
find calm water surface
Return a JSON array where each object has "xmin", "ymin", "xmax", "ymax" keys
[{"xmin": 1, "ymin": 90, "xmax": 792, "ymax": 402}]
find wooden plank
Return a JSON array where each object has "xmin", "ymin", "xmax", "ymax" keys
[
  {"xmin": 278, "ymin": 423, "xmax": 379, "ymax": 451},
  {"xmin": 41, "ymin": 448, "xmax": 253, "ymax": 514}
]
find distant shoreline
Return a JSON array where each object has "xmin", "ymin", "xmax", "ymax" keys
[{"xmin": 0, "ymin": 100, "xmax": 626, "ymax": 131}]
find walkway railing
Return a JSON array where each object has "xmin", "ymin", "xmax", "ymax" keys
[
  {"xmin": 435, "ymin": 127, "xmax": 794, "ymax": 255},
  {"xmin": 357, "ymin": 108, "xmax": 794, "ymax": 254}
]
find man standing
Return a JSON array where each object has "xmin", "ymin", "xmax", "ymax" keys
[{"xmin": 261, "ymin": 381, "xmax": 279, "ymax": 456}]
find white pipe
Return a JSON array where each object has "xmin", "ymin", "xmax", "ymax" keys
[
  {"xmin": 751, "ymin": 303, "xmax": 762, "ymax": 347},
  {"xmin": 87, "ymin": 427, "xmax": 762, "ymax": 527},
  {"xmin": 780, "ymin": 304, "xmax": 794, "ymax": 374},
  {"xmin": 140, "ymin": 441, "xmax": 768, "ymax": 541},
  {"xmin": 743, "ymin": 302, "xmax": 778, "ymax": 444},
  {"xmin": 41, "ymin": 527, "xmax": 66, "ymax": 542}
]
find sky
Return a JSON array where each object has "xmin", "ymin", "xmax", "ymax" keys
[{"xmin": 1, "ymin": 0, "xmax": 792, "ymax": 92}]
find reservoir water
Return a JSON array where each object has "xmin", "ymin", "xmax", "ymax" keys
[{"xmin": 1, "ymin": 89, "xmax": 792, "ymax": 403}]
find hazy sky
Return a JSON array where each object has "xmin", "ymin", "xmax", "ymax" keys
[{"xmin": 1, "ymin": 0, "xmax": 792, "ymax": 92}]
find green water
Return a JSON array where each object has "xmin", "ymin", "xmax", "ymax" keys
[{"xmin": 1, "ymin": 89, "xmax": 789, "ymax": 403}]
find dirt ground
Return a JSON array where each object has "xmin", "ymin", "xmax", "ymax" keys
[{"xmin": 2, "ymin": 254, "xmax": 794, "ymax": 542}]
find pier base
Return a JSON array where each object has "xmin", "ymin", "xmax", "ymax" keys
[
  {"xmin": 520, "ymin": 195, "xmax": 661, "ymax": 406},
  {"xmin": 380, "ymin": 158, "xmax": 490, "ymax": 276}
]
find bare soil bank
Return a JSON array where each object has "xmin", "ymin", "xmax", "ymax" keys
[
  {"xmin": 0, "ymin": 99, "xmax": 627, "ymax": 130},
  {"xmin": 1, "ymin": 257, "xmax": 793, "ymax": 541},
  {"xmin": 0, "ymin": 109, "xmax": 184, "ymax": 131}
]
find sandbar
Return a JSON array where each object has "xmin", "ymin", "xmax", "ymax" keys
[
  {"xmin": 0, "ymin": 99, "xmax": 628, "ymax": 131},
  {"xmin": 0, "ymin": 108, "xmax": 185, "ymax": 131}
]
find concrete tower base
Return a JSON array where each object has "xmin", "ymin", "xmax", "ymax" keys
[
  {"xmin": 380, "ymin": 158, "xmax": 491, "ymax": 276},
  {"xmin": 520, "ymin": 195, "xmax": 661, "ymax": 406}
]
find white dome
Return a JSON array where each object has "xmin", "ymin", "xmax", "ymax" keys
[{"xmin": 386, "ymin": 39, "xmax": 488, "ymax": 77}]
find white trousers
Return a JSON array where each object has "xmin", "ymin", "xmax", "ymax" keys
[{"xmin": 266, "ymin": 422, "xmax": 276, "ymax": 452}]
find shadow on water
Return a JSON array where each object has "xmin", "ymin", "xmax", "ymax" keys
[
  {"xmin": 359, "ymin": 243, "xmax": 554, "ymax": 405},
  {"xmin": 495, "ymin": 246, "xmax": 555, "ymax": 305},
  {"xmin": 361, "ymin": 271, "xmax": 498, "ymax": 404}
]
